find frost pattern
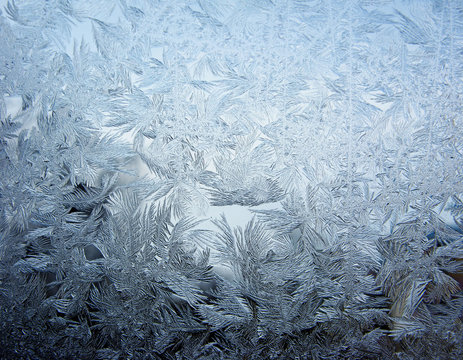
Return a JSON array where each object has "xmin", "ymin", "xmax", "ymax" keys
[{"xmin": 1, "ymin": 0, "xmax": 463, "ymax": 359}]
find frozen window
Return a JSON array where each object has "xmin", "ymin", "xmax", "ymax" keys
[{"xmin": 1, "ymin": 1, "xmax": 463, "ymax": 358}]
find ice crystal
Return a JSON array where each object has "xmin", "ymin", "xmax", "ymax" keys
[{"xmin": 1, "ymin": 1, "xmax": 463, "ymax": 358}]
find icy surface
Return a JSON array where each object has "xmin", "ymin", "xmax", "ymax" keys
[{"xmin": 1, "ymin": 1, "xmax": 463, "ymax": 359}]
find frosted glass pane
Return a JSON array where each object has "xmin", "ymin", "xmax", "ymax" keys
[{"xmin": 1, "ymin": 1, "xmax": 462, "ymax": 358}]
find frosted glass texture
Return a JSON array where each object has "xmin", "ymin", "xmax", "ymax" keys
[{"xmin": 1, "ymin": 1, "xmax": 463, "ymax": 359}]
